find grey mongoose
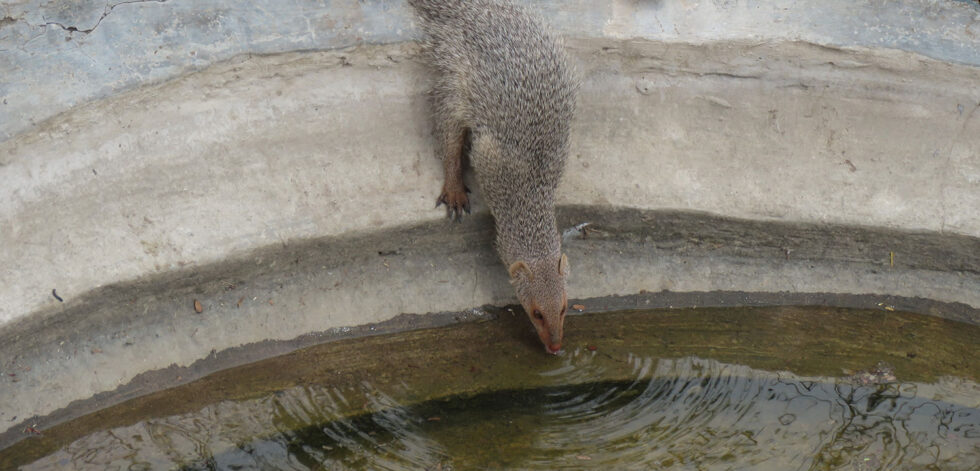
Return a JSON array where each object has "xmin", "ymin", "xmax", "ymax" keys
[{"xmin": 408, "ymin": 0, "xmax": 577, "ymax": 354}]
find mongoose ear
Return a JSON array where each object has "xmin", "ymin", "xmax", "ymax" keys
[
  {"xmin": 508, "ymin": 261, "xmax": 533, "ymax": 281},
  {"xmin": 559, "ymin": 253, "xmax": 570, "ymax": 277}
]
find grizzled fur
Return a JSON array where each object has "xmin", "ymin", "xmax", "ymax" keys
[{"xmin": 409, "ymin": 0, "xmax": 577, "ymax": 353}]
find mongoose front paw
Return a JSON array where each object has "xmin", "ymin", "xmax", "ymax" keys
[{"xmin": 435, "ymin": 185, "xmax": 471, "ymax": 222}]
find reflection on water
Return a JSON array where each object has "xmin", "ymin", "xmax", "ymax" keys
[{"xmin": 25, "ymin": 354, "xmax": 980, "ymax": 470}]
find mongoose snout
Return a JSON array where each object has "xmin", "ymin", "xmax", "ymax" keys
[
  {"xmin": 510, "ymin": 254, "xmax": 570, "ymax": 354},
  {"xmin": 409, "ymin": 0, "xmax": 577, "ymax": 354}
]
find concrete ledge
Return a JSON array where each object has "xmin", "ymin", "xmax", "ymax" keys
[
  {"xmin": 3, "ymin": 39, "xmax": 979, "ymax": 326},
  {"xmin": 1, "ymin": 206, "xmax": 978, "ymax": 445}
]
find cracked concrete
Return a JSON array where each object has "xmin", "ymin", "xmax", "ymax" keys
[{"xmin": 35, "ymin": 0, "xmax": 171, "ymax": 35}]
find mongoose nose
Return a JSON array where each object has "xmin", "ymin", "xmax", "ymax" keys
[{"xmin": 546, "ymin": 343, "xmax": 562, "ymax": 354}]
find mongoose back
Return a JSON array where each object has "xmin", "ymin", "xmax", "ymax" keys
[{"xmin": 409, "ymin": 0, "xmax": 577, "ymax": 354}]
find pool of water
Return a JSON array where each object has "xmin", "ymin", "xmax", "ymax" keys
[{"xmin": 3, "ymin": 306, "xmax": 979, "ymax": 470}]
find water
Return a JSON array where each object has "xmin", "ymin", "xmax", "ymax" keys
[
  {"xmin": 248, "ymin": 360, "xmax": 978, "ymax": 470},
  {"xmin": 4, "ymin": 307, "xmax": 979, "ymax": 470}
]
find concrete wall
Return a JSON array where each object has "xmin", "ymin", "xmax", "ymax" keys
[
  {"xmin": 1, "ymin": 0, "xmax": 979, "ymax": 446},
  {"xmin": 3, "ymin": 0, "xmax": 979, "ymax": 327},
  {"xmin": 4, "ymin": 0, "xmax": 980, "ymax": 142}
]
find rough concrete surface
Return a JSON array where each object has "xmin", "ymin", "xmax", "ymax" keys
[
  {"xmin": 2, "ymin": 0, "xmax": 980, "ymax": 141},
  {"xmin": 1, "ymin": 0, "xmax": 979, "ymax": 452},
  {"xmin": 2, "ymin": 39, "xmax": 979, "ymax": 326}
]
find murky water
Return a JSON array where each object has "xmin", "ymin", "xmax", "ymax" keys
[{"xmin": 4, "ymin": 307, "xmax": 980, "ymax": 470}]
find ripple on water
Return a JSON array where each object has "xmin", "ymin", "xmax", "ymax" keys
[
  {"xmin": 23, "ymin": 352, "xmax": 980, "ymax": 471},
  {"xmin": 519, "ymin": 354, "xmax": 978, "ymax": 470}
]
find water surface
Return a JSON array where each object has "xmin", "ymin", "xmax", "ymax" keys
[{"xmin": 4, "ymin": 306, "xmax": 979, "ymax": 470}]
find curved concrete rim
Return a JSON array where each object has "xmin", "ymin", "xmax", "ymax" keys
[
  {"xmin": 3, "ymin": 38, "xmax": 979, "ymax": 326},
  {"xmin": 1, "ymin": 206, "xmax": 979, "ymax": 451}
]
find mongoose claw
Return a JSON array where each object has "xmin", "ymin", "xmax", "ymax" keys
[{"xmin": 436, "ymin": 186, "xmax": 471, "ymax": 222}]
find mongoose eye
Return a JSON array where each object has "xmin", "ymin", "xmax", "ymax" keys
[{"xmin": 533, "ymin": 310, "xmax": 544, "ymax": 320}]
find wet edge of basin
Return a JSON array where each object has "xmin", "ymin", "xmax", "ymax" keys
[
  {"xmin": 0, "ymin": 206, "xmax": 978, "ymax": 452},
  {"xmin": 2, "ymin": 305, "xmax": 979, "ymax": 468}
]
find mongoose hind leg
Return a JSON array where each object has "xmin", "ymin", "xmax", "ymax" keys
[{"xmin": 434, "ymin": 122, "xmax": 471, "ymax": 222}]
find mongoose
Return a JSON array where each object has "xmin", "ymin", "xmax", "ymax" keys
[{"xmin": 408, "ymin": 0, "xmax": 577, "ymax": 354}]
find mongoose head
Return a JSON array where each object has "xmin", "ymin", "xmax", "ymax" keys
[{"xmin": 509, "ymin": 253, "xmax": 569, "ymax": 354}]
